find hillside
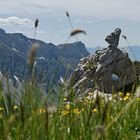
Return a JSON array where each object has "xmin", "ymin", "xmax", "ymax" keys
[{"xmin": 0, "ymin": 28, "xmax": 89, "ymax": 87}]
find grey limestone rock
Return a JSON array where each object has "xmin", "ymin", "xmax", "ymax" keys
[
  {"xmin": 67, "ymin": 28, "xmax": 136, "ymax": 96},
  {"xmin": 105, "ymin": 28, "xmax": 121, "ymax": 49}
]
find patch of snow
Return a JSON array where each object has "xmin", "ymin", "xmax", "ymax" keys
[
  {"xmin": 60, "ymin": 76, "xmax": 64, "ymax": 83},
  {"xmin": 38, "ymin": 57, "xmax": 45, "ymax": 60},
  {"xmin": 14, "ymin": 75, "xmax": 20, "ymax": 82},
  {"xmin": 12, "ymin": 47, "xmax": 19, "ymax": 52}
]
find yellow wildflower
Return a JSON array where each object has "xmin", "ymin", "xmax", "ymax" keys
[
  {"xmin": 81, "ymin": 108, "xmax": 84, "ymax": 112},
  {"xmin": 113, "ymin": 94, "xmax": 117, "ymax": 98},
  {"xmin": 66, "ymin": 104, "xmax": 70, "ymax": 110},
  {"xmin": 13, "ymin": 105, "xmax": 18, "ymax": 110},
  {"xmin": 84, "ymin": 99, "xmax": 89, "ymax": 104},
  {"xmin": 84, "ymin": 98, "xmax": 94, "ymax": 104},
  {"xmin": 119, "ymin": 92, "xmax": 123, "ymax": 97},
  {"xmin": 0, "ymin": 107, "xmax": 4, "ymax": 111},
  {"xmin": 92, "ymin": 108, "xmax": 98, "ymax": 113},
  {"xmin": 73, "ymin": 108, "xmax": 81, "ymax": 115},
  {"xmin": 62, "ymin": 110, "xmax": 69, "ymax": 116},
  {"xmin": 38, "ymin": 108, "xmax": 46, "ymax": 114},
  {"xmin": 123, "ymin": 96, "xmax": 129, "ymax": 101},
  {"xmin": 63, "ymin": 98, "xmax": 67, "ymax": 101},
  {"xmin": 126, "ymin": 93, "xmax": 131, "ymax": 97},
  {"xmin": 123, "ymin": 93, "xmax": 131, "ymax": 101}
]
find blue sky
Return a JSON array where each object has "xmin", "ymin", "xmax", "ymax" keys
[{"xmin": 0, "ymin": 0, "xmax": 140, "ymax": 48}]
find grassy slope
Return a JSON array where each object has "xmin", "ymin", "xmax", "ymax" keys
[{"xmin": 0, "ymin": 81, "xmax": 140, "ymax": 140}]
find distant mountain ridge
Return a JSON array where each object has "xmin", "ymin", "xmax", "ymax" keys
[
  {"xmin": 87, "ymin": 45, "xmax": 140, "ymax": 61},
  {"xmin": 0, "ymin": 28, "xmax": 89, "ymax": 87},
  {"xmin": 122, "ymin": 46, "xmax": 140, "ymax": 61},
  {"xmin": 87, "ymin": 46, "xmax": 103, "ymax": 54}
]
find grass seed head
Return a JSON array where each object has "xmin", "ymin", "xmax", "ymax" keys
[
  {"xmin": 70, "ymin": 29, "xmax": 87, "ymax": 37},
  {"xmin": 66, "ymin": 11, "xmax": 70, "ymax": 18},
  {"xmin": 122, "ymin": 35, "xmax": 127, "ymax": 40},
  {"xmin": 34, "ymin": 18, "xmax": 39, "ymax": 29},
  {"xmin": 28, "ymin": 42, "xmax": 40, "ymax": 70}
]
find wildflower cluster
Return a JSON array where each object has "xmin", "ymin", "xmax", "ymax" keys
[
  {"xmin": 113, "ymin": 92, "xmax": 132, "ymax": 101},
  {"xmin": 61, "ymin": 103, "xmax": 84, "ymax": 116},
  {"xmin": 61, "ymin": 92, "xmax": 99, "ymax": 116},
  {"xmin": 61, "ymin": 91, "xmax": 134, "ymax": 117}
]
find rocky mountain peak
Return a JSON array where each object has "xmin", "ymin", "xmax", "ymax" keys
[{"xmin": 58, "ymin": 41, "xmax": 89, "ymax": 59}]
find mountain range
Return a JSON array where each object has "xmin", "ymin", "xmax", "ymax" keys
[
  {"xmin": 0, "ymin": 28, "xmax": 140, "ymax": 91},
  {"xmin": 0, "ymin": 28, "xmax": 89, "ymax": 89},
  {"xmin": 87, "ymin": 46, "xmax": 140, "ymax": 61}
]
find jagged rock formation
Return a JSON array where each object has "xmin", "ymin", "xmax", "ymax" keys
[{"xmin": 68, "ymin": 28, "xmax": 136, "ymax": 95}]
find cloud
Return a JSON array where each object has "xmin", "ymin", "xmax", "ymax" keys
[
  {"xmin": 0, "ymin": 16, "xmax": 33, "ymax": 26},
  {"xmin": 15, "ymin": 0, "xmax": 140, "ymax": 21},
  {"xmin": 0, "ymin": 0, "xmax": 140, "ymax": 48},
  {"xmin": 74, "ymin": 19, "xmax": 93, "ymax": 24},
  {"xmin": 0, "ymin": 0, "xmax": 140, "ymax": 22}
]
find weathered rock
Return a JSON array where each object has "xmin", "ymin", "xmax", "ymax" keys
[
  {"xmin": 105, "ymin": 28, "xmax": 121, "ymax": 49},
  {"xmin": 67, "ymin": 28, "xmax": 137, "ymax": 96}
]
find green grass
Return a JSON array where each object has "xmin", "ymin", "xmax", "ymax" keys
[{"xmin": 0, "ymin": 81, "xmax": 140, "ymax": 140}]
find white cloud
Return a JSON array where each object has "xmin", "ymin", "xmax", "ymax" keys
[{"xmin": 0, "ymin": 16, "xmax": 33, "ymax": 26}]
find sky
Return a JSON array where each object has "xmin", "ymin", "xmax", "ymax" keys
[{"xmin": 0, "ymin": 0, "xmax": 140, "ymax": 48}]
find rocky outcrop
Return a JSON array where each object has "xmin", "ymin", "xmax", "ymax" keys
[
  {"xmin": 58, "ymin": 41, "xmax": 89, "ymax": 59},
  {"xmin": 68, "ymin": 28, "xmax": 136, "ymax": 95}
]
